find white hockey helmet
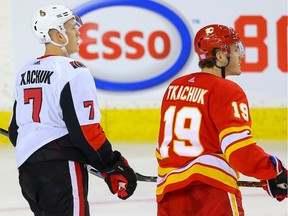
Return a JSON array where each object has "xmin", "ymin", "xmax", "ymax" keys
[{"xmin": 32, "ymin": 4, "xmax": 82, "ymax": 44}]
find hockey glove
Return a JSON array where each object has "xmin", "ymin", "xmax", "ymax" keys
[
  {"xmin": 260, "ymin": 156, "xmax": 288, "ymax": 201},
  {"xmin": 102, "ymin": 151, "xmax": 137, "ymax": 200}
]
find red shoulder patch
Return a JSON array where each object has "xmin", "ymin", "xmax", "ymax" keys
[{"xmin": 70, "ymin": 61, "xmax": 86, "ymax": 69}]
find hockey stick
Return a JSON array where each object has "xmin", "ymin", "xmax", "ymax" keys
[
  {"xmin": 87, "ymin": 165, "xmax": 157, "ymax": 183},
  {"xmin": 0, "ymin": 128, "xmax": 8, "ymax": 137},
  {"xmin": 88, "ymin": 167, "xmax": 261, "ymax": 187},
  {"xmin": 0, "ymin": 127, "xmax": 261, "ymax": 187},
  {"xmin": 0, "ymin": 127, "xmax": 157, "ymax": 183}
]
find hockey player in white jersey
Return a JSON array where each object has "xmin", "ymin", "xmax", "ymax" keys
[{"xmin": 8, "ymin": 4, "xmax": 137, "ymax": 215}]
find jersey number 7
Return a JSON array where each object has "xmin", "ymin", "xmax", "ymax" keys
[{"xmin": 24, "ymin": 88, "xmax": 42, "ymax": 123}]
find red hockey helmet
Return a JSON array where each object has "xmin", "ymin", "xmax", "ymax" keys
[{"xmin": 194, "ymin": 24, "xmax": 244, "ymax": 61}]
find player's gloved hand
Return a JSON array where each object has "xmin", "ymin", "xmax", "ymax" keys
[
  {"xmin": 102, "ymin": 151, "xmax": 137, "ymax": 200},
  {"xmin": 260, "ymin": 156, "xmax": 288, "ymax": 201}
]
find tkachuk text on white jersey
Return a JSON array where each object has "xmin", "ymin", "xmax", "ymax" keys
[{"xmin": 20, "ymin": 70, "xmax": 54, "ymax": 85}]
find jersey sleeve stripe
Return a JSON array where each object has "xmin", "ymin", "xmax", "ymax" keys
[
  {"xmin": 219, "ymin": 125, "xmax": 251, "ymax": 142},
  {"xmin": 224, "ymin": 137, "xmax": 256, "ymax": 162},
  {"xmin": 80, "ymin": 123, "xmax": 107, "ymax": 151},
  {"xmin": 221, "ymin": 129, "xmax": 252, "ymax": 152}
]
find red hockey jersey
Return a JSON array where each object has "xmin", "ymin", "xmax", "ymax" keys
[{"xmin": 156, "ymin": 72, "xmax": 277, "ymax": 202}]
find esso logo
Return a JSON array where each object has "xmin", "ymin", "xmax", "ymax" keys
[{"xmin": 73, "ymin": 0, "xmax": 192, "ymax": 91}]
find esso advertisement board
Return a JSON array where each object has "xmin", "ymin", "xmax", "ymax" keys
[
  {"xmin": 73, "ymin": 0, "xmax": 191, "ymax": 91},
  {"xmin": 11, "ymin": 0, "xmax": 287, "ymax": 108}
]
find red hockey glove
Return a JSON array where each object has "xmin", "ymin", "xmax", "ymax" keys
[
  {"xmin": 102, "ymin": 151, "xmax": 137, "ymax": 200},
  {"xmin": 260, "ymin": 156, "xmax": 288, "ymax": 202}
]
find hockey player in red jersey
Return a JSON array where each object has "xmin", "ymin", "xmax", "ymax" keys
[
  {"xmin": 156, "ymin": 24, "xmax": 287, "ymax": 215},
  {"xmin": 8, "ymin": 4, "xmax": 136, "ymax": 215}
]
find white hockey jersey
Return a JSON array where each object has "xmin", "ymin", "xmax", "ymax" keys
[{"xmin": 9, "ymin": 56, "xmax": 109, "ymax": 167}]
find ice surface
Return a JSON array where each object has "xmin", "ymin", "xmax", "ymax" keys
[{"xmin": 0, "ymin": 141, "xmax": 287, "ymax": 216}]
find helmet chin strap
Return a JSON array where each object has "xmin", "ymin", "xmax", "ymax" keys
[
  {"xmin": 215, "ymin": 56, "xmax": 230, "ymax": 78},
  {"xmin": 49, "ymin": 32, "xmax": 70, "ymax": 56}
]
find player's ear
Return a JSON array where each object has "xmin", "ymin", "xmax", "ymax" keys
[
  {"xmin": 48, "ymin": 29, "xmax": 58, "ymax": 41},
  {"xmin": 215, "ymin": 50, "xmax": 229, "ymax": 67},
  {"xmin": 48, "ymin": 29, "xmax": 66, "ymax": 44},
  {"xmin": 56, "ymin": 31, "xmax": 67, "ymax": 43},
  {"xmin": 215, "ymin": 50, "xmax": 224, "ymax": 62}
]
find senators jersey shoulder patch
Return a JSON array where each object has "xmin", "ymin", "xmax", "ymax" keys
[{"xmin": 70, "ymin": 61, "xmax": 86, "ymax": 69}]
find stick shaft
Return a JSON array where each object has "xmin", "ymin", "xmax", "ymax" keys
[
  {"xmin": 0, "ymin": 127, "xmax": 261, "ymax": 187},
  {"xmin": 237, "ymin": 181, "xmax": 261, "ymax": 187},
  {"xmin": 88, "ymin": 167, "xmax": 156, "ymax": 182},
  {"xmin": 88, "ymin": 167, "xmax": 261, "ymax": 187},
  {"xmin": 0, "ymin": 128, "xmax": 8, "ymax": 137}
]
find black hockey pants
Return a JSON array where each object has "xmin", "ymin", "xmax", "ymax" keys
[{"xmin": 19, "ymin": 160, "xmax": 90, "ymax": 216}]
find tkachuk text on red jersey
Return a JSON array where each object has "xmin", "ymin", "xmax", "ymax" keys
[{"xmin": 166, "ymin": 85, "xmax": 208, "ymax": 104}]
